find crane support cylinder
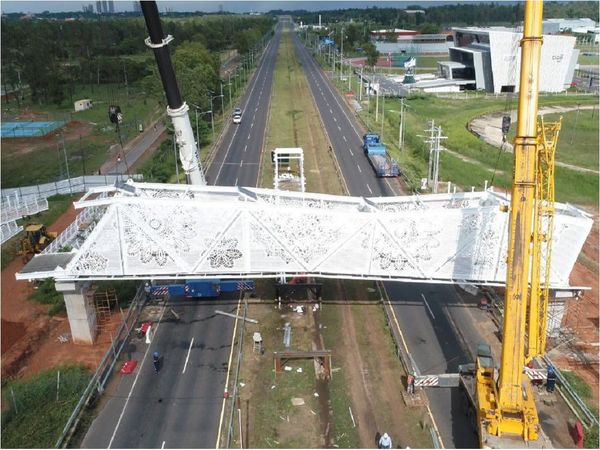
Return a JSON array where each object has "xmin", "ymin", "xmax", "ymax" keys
[
  {"xmin": 493, "ymin": 0, "xmax": 543, "ymax": 441},
  {"xmin": 140, "ymin": 1, "xmax": 206, "ymax": 186}
]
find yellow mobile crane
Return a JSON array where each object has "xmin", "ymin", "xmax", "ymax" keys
[{"xmin": 468, "ymin": 0, "xmax": 562, "ymax": 447}]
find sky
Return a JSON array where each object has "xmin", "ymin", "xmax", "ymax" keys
[{"xmin": 0, "ymin": 0, "xmax": 469, "ymax": 14}]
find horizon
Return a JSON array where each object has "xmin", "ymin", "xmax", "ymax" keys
[{"xmin": 1, "ymin": 1, "xmax": 498, "ymax": 15}]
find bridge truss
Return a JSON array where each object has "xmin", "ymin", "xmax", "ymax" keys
[{"xmin": 17, "ymin": 181, "xmax": 592, "ymax": 287}]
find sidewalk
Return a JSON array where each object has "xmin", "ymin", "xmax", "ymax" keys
[{"xmin": 100, "ymin": 117, "xmax": 166, "ymax": 175}]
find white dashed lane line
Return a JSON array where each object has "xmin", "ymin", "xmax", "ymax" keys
[
  {"xmin": 348, "ymin": 148, "xmax": 354, "ymax": 156},
  {"xmin": 337, "ymin": 125, "xmax": 341, "ymax": 131},
  {"xmin": 357, "ymin": 164, "xmax": 362, "ymax": 173},
  {"xmin": 343, "ymin": 136, "xmax": 347, "ymax": 142},
  {"xmin": 366, "ymin": 183, "xmax": 373, "ymax": 194},
  {"xmin": 243, "ymin": 145, "xmax": 247, "ymax": 152}
]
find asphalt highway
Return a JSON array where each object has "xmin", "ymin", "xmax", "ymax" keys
[
  {"xmin": 205, "ymin": 26, "xmax": 282, "ymax": 187},
  {"xmin": 293, "ymin": 32, "xmax": 480, "ymax": 448},
  {"xmin": 81, "ymin": 25, "xmax": 283, "ymax": 449}
]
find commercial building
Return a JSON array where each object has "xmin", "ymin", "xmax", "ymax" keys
[
  {"xmin": 438, "ymin": 27, "xmax": 578, "ymax": 93},
  {"xmin": 374, "ymin": 33, "xmax": 453, "ymax": 54}
]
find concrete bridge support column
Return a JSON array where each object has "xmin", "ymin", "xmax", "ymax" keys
[{"xmin": 55, "ymin": 281, "xmax": 97, "ymax": 345}]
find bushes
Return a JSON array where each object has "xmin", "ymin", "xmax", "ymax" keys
[
  {"xmin": 29, "ymin": 278, "xmax": 65, "ymax": 316},
  {"xmin": 1, "ymin": 364, "xmax": 91, "ymax": 448}
]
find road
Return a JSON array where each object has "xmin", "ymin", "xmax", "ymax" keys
[
  {"xmin": 82, "ymin": 25, "xmax": 283, "ymax": 449},
  {"xmin": 205, "ymin": 26, "xmax": 282, "ymax": 187},
  {"xmin": 101, "ymin": 121, "xmax": 166, "ymax": 175},
  {"xmin": 293, "ymin": 32, "xmax": 480, "ymax": 448}
]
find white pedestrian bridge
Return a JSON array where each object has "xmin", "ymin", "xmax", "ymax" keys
[{"xmin": 18, "ymin": 181, "xmax": 592, "ymax": 288}]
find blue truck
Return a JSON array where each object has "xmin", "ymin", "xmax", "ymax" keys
[
  {"xmin": 362, "ymin": 133, "xmax": 399, "ymax": 177},
  {"xmin": 150, "ymin": 279, "xmax": 255, "ymax": 299}
]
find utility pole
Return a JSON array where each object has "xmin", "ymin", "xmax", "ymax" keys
[
  {"xmin": 227, "ymin": 73, "xmax": 232, "ymax": 110},
  {"xmin": 381, "ymin": 95, "xmax": 385, "ymax": 137},
  {"xmin": 424, "ymin": 120, "xmax": 447, "ymax": 193},
  {"xmin": 220, "ymin": 82, "xmax": 225, "ymax": 118},
  {"xmin": 340, "ymin": 26, "xmax": 344, "ymax": 81},
  {"xmin": 398, "ymin": 98, "xmax": 405, "ymax": 151},
  {"xmin": 375, "ymin": 85, "xmax": 379, "ymax": 122},
  {"xmin": 359, "ymin": 66, "xmax": 364, "ymax": 101}
]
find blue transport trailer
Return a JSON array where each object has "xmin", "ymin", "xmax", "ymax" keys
[
  {"xmin": 150, "ymin": 279, "xmax": 255, "ymax": 298},
  {"xmin": 362, "ymin": 133, "xmax": 399, "ymax": 177}
]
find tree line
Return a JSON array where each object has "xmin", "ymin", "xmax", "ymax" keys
[
  {"xmin": 285, "ymin": 1, "xmax": 598, "ymax": 34},
  {"xmin": 1, "ymin": 14, "xmax": 273, "ymax": 106}
]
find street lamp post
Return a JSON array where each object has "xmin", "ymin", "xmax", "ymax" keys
[{"xmin": 227, "ymin": 73, "xmax": 233, "ymax": 110}]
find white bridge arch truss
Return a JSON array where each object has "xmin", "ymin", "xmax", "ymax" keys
[{"xmin": 18, "ymin": 181, "xmax": 592, "ymax": 288}]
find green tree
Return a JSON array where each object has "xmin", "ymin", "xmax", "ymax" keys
[{"xmin": 364, "ymin": 41, "xmax": 379, "ymax": 69}]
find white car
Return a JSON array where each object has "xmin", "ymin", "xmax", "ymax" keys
[{"xmin": 233, "ymin": 107, "xmax": 242, "ymax": 124}]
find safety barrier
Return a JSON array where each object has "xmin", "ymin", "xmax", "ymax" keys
[
  {"xmin": 1, "ymin": 195, "xmax": 49, "ymax": 224},
  {"xmin": 55, "ymin": 284, "xmax": 146, "ymax": 448},
  {"xmin": 542, "ymin": 355, "xmax": 599, "ymax": 430},
  {"xmin": 42, "ymin": 195, "xmax": 107, "ymax": 254},
  {"xmin": 1, "ymin": 174, "xmax": 143, "ymax": 203},
  {"xmin": 0, "ymin": 220, "xmax": 23, "ymax": 245}
]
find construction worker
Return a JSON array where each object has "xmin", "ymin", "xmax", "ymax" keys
[
  {"xmin": 407, "ymin": 373, "xmax": 415, "ymax": 394},
  {"xmin": 546, "ymin": 365, "xmax": 557, "ymax": 393},
  {"xmin": 378, "ymin": 432, "xmax": 392, "ymax": 449},
  {"xmin": 152, "ymin": 351, "xmax": 160, "ymax": 373}
]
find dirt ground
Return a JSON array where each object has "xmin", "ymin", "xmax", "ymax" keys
[
  {"xmin": 1, "ymin": 199, "xmax": 123, "ymax": 380},
  {"xmin": 555, "ymin": 209, "xmax": 599, "ymax": 403}
]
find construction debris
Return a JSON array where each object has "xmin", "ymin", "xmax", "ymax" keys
[{"xmin": 215, "ymin": 309, "xmax": 258, "ymax": 323}]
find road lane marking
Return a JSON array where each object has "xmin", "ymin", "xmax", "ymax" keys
[
  {"xmin": 337, "ymin": 125, "xmax": 341, "ymax": 131},
  {"xmin": 348, "ymin": 148, "xmax": 354, "ymax": 156},
  {"xmin": 243, "ymin": 145, "xmax": 247, "ymax": 152},
  {"xmin": 421, "ymin": 293, "xmax": 435, "ymax": 320},
  {"xmin": 182, "ymin": 338, "xmax": 194, "ymax": 374},
  {"xmin": 239, "ymin": 160, "xmax": 243, "ymax": 167},
  {"xmin": 342, "ymin": 135, "xmax": 347, "ymax": 142},
  {"xmin": 367, "ymin": 183, "xmax": 373, "ymax": 194},
  {"xmin": 329, "ymin": 108, "xmax": 333, "ymax": 114},
  {"xmin": 215, "ymin": 293, "xmax": 244, "ymax": 447},
  {"xmin": 108, "ymin": 300, "xmax": 169, "ymax": 448},
  {"xmin": 247, "ymin": 133, "xmax": 251, "ymax": 140},
  {"xmin": 251, "ymin": 122, "xmax": 254, "ymax": 128},
  {"xmin": 235, "ymin": 177, "xmax": 238, "ymax": 185},
  {"xmin": 161, "ymin": 441, "xmax": 166, "ymax": 449},
  {"xmin": 333, "ymin": 117, "xmax": 337, "ymax": 122},
  {"xmin": 357, "ymin": 164, "xmax": 362, "ymax": 173}
]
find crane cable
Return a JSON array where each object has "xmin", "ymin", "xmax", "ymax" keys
[{"xmin": 489, "ymin": 3, "xmax": 521, "ymax": 188}]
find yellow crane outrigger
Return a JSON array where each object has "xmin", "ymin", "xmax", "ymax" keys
[{"xmin": 474, "ymin": 0, "xmax": 562, "ymax": 446}]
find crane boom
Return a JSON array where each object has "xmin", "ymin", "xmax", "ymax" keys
[
  {"xmin": 472, "ymin": 0, "xmax": 556, "ymax": 444},
  {"xmin": 140, "ymin": 1, "xmax": 206, "ymax": 185}
]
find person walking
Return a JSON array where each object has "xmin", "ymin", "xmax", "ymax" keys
[
  {"xmin": 407, "ymin": 374, "xmax": 415, "ymax": 394},
  {"xmin": 152, "ymin": 351, "xmax": 160, "ymax": 374},
  {"xmin": 378, "ymin": 432, "xmax": 392, "ymax": 449}
]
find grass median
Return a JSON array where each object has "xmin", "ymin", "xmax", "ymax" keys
[{"xmin": 235, "ymin": 26, "xmax": 434, "ymax": 448}]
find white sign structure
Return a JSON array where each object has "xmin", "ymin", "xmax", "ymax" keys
[
  {"xmin": 273, "ymin": 147, "xmax": 305, "ymax": 192},
  {"xmin": 18, "ymin": 181, "xmax": 592, "ymax": 287}
]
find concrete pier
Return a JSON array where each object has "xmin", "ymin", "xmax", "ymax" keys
[{"xmin": 55, "ymin": 281, "xmax": 97, "ymax": 344}]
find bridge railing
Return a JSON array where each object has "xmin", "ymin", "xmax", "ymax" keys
[
  {"xmin": 0, "ymin": 220, "xmax": 23, "ymax": 245},
  {"xmin": 55, "ymin": 283, "xmax": 146, "ymax": 448},
  {"xmin": 1, "ymin": 195, "xmax": 49, "ymax": 224},
  {"xmin": 1, "ymin": 174, "xmax": 143, "ymax": 203}
]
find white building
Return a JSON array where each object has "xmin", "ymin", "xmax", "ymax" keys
[
  {"xmin": 438, "ymin": 27, "xmax": 579, "ymax": 93},
  {"xmin": 74, "ymin": 99, "xmax": 93, "ymax": 112},
  {"xmin": 544, "ymin": 18, "xmax": 597, "ymax": 33}
]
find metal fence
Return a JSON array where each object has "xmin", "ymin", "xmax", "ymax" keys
[
  {"xmin": 55, "ymin": 284, "xmax": 146, "ymax": 448},
  {"xmin": 542, "ymin": 355, "xmax": 599, "ymax": 430},
  {"xmin": 42, "ymin": 194, "xmax": 107, "ymax": 254},
  {"xmin": 1, "ymin": 174, "xmax": 143, "ymax": 204},
  {"xmin": 1, "ymin": 195, "xmax": 49, "ymax": 224},
  {"xmin": 0, "ymin": 220, "xmax": 22, "ymax": 244}
]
